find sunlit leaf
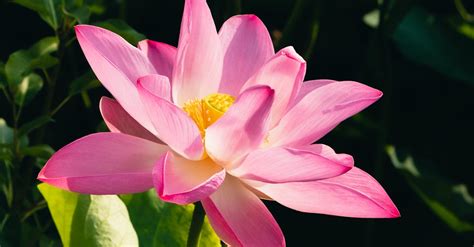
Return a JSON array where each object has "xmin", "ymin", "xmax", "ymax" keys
[
  {"xmin": 38, "ymin": 183, "xmax": 139, "ymax": 246},
  {"xmin": 387, "ymin": 146, "xmax": 474, "ymax": 232},
  {"xmin": 5, "ymin": 37, "xmax": 58, "ymax": 87},
  {"xmin": 13, "ymin": 0, "xmax": 61, "ymax": 30},
  {"xmin": 95, "ymin": 19, "xmax": 146, "ymax": 45},
  {"xmin": 14, "ymin": 73, "xmax": 43, "ymax": 107},
  {"xmin": 392, "ymin": 6, "xmax": 474, "ymax": 86},
  {"xmin": 122, "ymin": 190, "xmax": 221, "ymax": 246}
]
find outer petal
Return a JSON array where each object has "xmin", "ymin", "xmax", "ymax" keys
[
  {"xmin": 229, "ymin": 145, "xmax": 353, "ymax": 183},
  {"xmin": 205, "ymin": 86, "xmax": 274, "ymax": 167},
  {"xmin": 38, "ymin": 133, "xmax": 167, "ymax": 194},
  {"xmin": 240, "ymin": 47, "xmax": 306, "ymax": 127},
  {"xmin": 291, "ymin": 79, "xmax": 336, "ymax": 108},
  {"xmin": 152, "ymin": 152, "xmax": 225, "ymax": 205},
  {"xmin": 201, "ymin": 176, "xmax": 285, "ymax": 247},
  {"xmin": 137, "ymin": 81, "xmax": 203, "ymax": 160},
  {"xmin": 137, "ymin": 74, "xmax": 172, "ymax": 101},
  {"xmin": 99, "ymin": 97, "xmax": 161, "ymax": 143},
  {"xmin": 268, "ymin": 81, "xmax": 383, "ymax": 147},
  {"xmin": 218, "ymin": 14, "xmax": 274, "ymax": 95},
  {"xmin": 138, "ymin": 40, "xmax": 176, "ymax": 78},
  {"xmin": 75, "ymin": 25, "xmax": 157, "ymax": 134},
  {"xmin": 246, "ymin": 167, "xmax": 400, "ymax": 218},
  {"xmin": 172, "ymin": 0, "xmax": 223, "ymax": 105}
]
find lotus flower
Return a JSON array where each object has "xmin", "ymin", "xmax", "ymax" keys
[{"xmin": 38, "ymin": 0, "xmax": 400, "ymax": 245}]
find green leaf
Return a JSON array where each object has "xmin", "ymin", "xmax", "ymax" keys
[
  {"xmin": 123, "ymin": 190, "xmax": 221, "ymax": 246},
  {"xmin": 0, "ymin": 119, "xmax": 14, "ymax": 160},
  {"xmin": 68, "ymin": 71, "xmax": 100, "ymax": 96},
  {"xmin": 14, "ymin": 73, "xmax": 44, "ymax": 106},
  {"xmin": 5, "ymin": 37, "xmax": 58, "ymax": 87},
  {"xmin": 0, "ymin": 61, "xmax": 6, "ymax": 89},
  {"xmin": 38, "ymin": 183, "xmax": 139, "ymax": 246},
  {"xmin": 387, "ymin": 146, "xmax": 474, "ymax": 232},
  {"xmin": 94, "ymin": 19, "xmax": 146, "ymax": 45},
  {"xmin": 20, "ymin": 144, "xmax": 54, "ymax": 159},
  {"xmin": 63, "ymin": 0, "xmax": 91, "ymax": 25},
  {"xmin": 392, "ymin": 6, "xmax": 474, "ymax": 86},
  {"xmin": 13, "ymin": 0, "xmax": 61, "ymax": 30},
  {"xmin": 17, "ymin": 116, "xmax": 53, "ymax": 137}
]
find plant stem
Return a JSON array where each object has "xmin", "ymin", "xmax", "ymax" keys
[{"xmin": 187, "ymin": 202, "xmax": 205, "ymax": 247}]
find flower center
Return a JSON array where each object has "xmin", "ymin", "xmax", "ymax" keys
[{"xmin": 183, "ymin": 93, "xmax": 235, "ymax": 137}]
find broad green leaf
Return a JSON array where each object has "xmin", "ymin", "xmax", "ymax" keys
[
  {"xmin": 0, "ymin": 119, "xmax": 14, "ymax": 160},
  {"xmin": 449, "ymin": 16, "xmax": 474, "ymax": 40},
  {"xmin": 392, "ymin": 6, "xmax": 474, "ymax": 86},
  {"xmin": 20, "ymin": 144, "xmax": 54, "ymax": 159},
  {"xmin": 14, "ymin": 73, "xmax": 44, "ymax": 106},
  {"xmin": 68, "ymin": 71, "xmax": 100, "ymax": 96},
  {"xmin": 38, "ymin": 183, "xmax": 139, "ymax": 246},
  {"xmin": 387, "ymin": 146, "xmax": 474, "ymax": 232},
  {"xmin": 0, "ymin": 119, "xmax": 13, "ymax": 146},
  {"xmin": 363, "ymin": 9, "xmax": 380, "ymax": 28},
  {"xmin": 13, "ymin": 0, "xmax": 61, "ymax": 30},
  {"xmin": 123, "ymin": 190, "xmax": 221, "ymax": 246},
  {"xmin": 17, "ymin": 116, "xmax": 53, "ymax": 137},
  {"xmin": 95, "ymin": 19, "xmax": 146, "ymax": 45},
  {"xmin": 5, "ymin": 37, "xmax": 58, "ymax": 86}
]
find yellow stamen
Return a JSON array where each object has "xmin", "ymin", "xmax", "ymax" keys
[{"xmin": 182, "ymin": 93, "xmax": 235, "ymax": 137}]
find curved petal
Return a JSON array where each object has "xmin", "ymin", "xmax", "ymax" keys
[
  {"xmin": 290, "ymin": 79, "xmax": 336, "ymax": 108},
  {"xmin": 138, "ymin": 40, "xmax": 176, "ymax": 78},
  {"xmin": 99, "ymin": 97, "xmax": 161, "ymax": 143},
  {"xmin": 240, "ymin": 46, "xmax": 306, "ymax": 127},
  {"xmin": 246, "ymin": 167, "xmax": 400, "ymax": 218},
  {"xmin": 137, "ymin": 81, "xmax": 204, "ymax": 160},
  {"xmin": 268, "ymin": 81, "xmax": 383, "ymax": 147},
  {"xmin": 75, "ymin": 25, "xmax": 157, "ymax": 134},
  {"xmin": 229, "ymin": 145, "xmax": 352, "ymax": 183},
  {"xmin": 38, "ymin": 133, "xmax": 167, "ymax": 194},
  {"xmin": 152, "ymin": 152, "xmax": 225, "ymax": 205},
  {"xmin": 201, "ymin": 176, "xmax": 285, "ymax": 247},
  {"xmin": 137, "ymin": 74, "xmax": 171, "ymax": 101},
  {"xmin": 172, "ymin": 0, "xmax": 223, "ymax": 105},
  {"xmin": 218, "ymin": 14, "xmax": 274, "ymax": 95},
  {"xmin": 205, "ymin": 86, "xmax": 274, "ymax": 167}
]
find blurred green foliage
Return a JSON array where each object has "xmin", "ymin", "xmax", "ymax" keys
[{"xmin": 0, "ymin": 0, "xmax": 473, "ymax": 246}]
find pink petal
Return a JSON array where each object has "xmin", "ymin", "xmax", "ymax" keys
[
  {"xmin": 205, "ymin": 86, "xmax": 274, "ymax": 166},
  {"xmin": 137, "ymin": 74, "xmax": 171, "ymax": 101},
  {"xmin": 99, "ymin": 97, "xmax": 161, "ymax": 143},
  {"xmin": 172, "ymin": 0, "xmax": 223, "ymax": 105},
  {"xmin": 268, "ymin": 81, "xmax": 382, "ymax": 147},
  {"xmin": 138, "ymin": 40, "xmax": 176, "ymax": 78},
  {"xmin": 218, "ymin": 14, "xmax": 274, "ymax": 96},
  {"xmin": 152, "ymin": 152, "xmax": 225, "ymax": 205},
  {"xmin": 240, "ymin": 46, "xmax": 306, "ymax": 127},
  {"xmin": 201, "ymin": 176, "xmax": 285, "ymax": 246},
  {"xmin": 229, "ymin": 145, "xmax": 353, "ymax": 183},
  {"xmin": 291, "ymin": 79, "xmax": 336, "ymax": 108},
  {"xmin": 247, "ymin": 167, "xmax": 400, "ymax": 218},
  {"xmin": 75, "ymin": 25, "xmax": 157, "ymax": 134},
  {"xmin": 38, "ymin": 133, "xmax": 167, "ymax": 194},
  {"xmin": 137, "ymin": 81, "xmax": 204, "ymax": 160}
]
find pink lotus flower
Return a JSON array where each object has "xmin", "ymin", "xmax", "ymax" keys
[{"xmin": 38, "ymin": 0, "xmax": 400, "ymax": 245}]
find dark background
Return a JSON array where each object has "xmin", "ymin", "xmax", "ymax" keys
[{"xmin": 1, "ymin": 0, "xmax": 473, "ymax": 246}]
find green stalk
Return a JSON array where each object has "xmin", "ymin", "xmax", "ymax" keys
[{"xmin": 187, "ymin": 202, "xmax": 205, "ymax": 247}]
